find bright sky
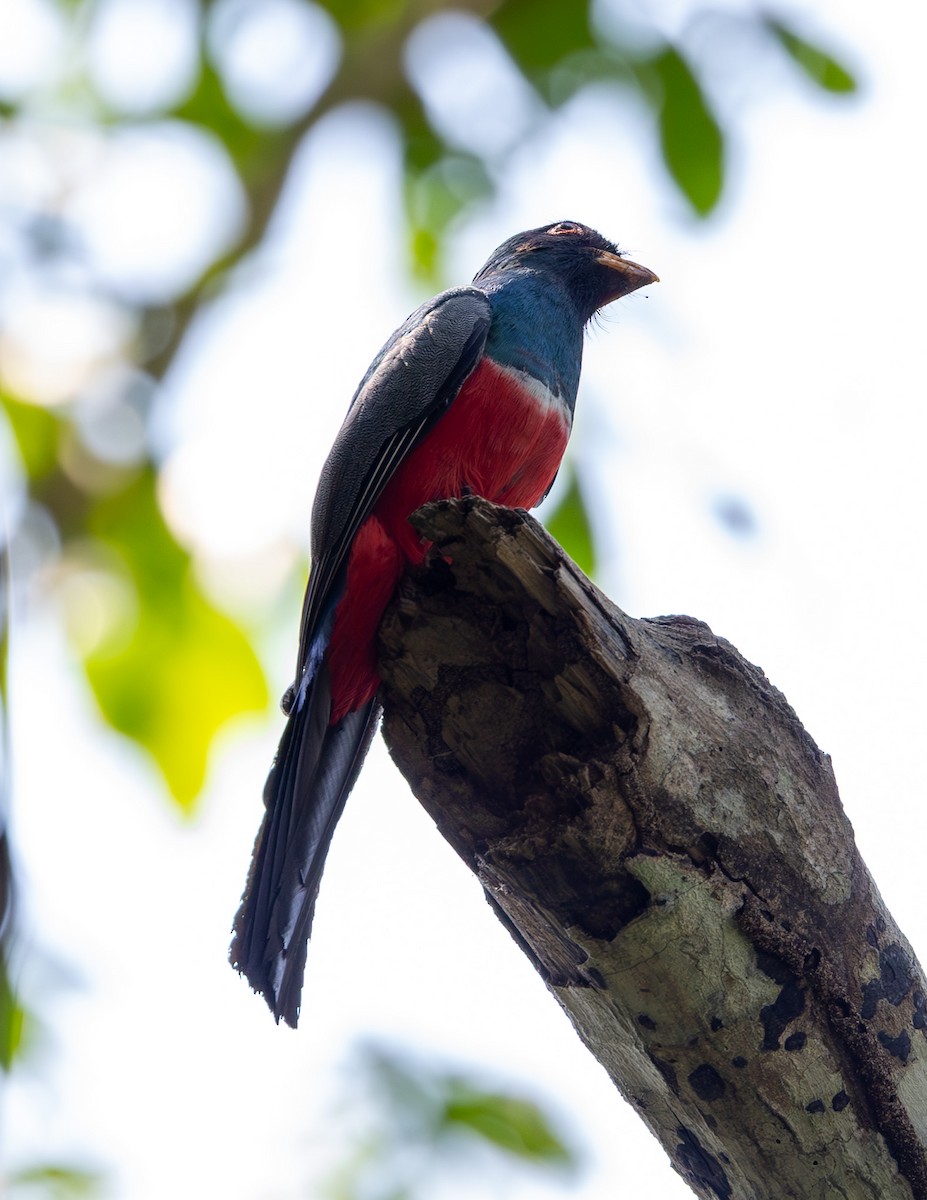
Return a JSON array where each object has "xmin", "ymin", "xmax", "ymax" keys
[{"xmin": 3, "ymin": 0, "xmax": 927, "ymax": 1197}]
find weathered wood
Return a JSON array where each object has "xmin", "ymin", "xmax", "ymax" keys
[{"xmin": 377, "ymin": 496, "xmax": 927, "ymax": 1200}]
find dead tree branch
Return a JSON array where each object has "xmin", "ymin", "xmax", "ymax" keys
[{"xmin": 378, "ymin": 497, "xmax": 927, "ymax": 1200}]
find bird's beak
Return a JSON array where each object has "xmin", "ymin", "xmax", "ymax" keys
[{"xmin": 596, "ymin": 251, "xmax": 659, "ymax": 299}]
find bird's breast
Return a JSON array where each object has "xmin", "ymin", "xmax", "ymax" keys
[
  {"xmin": 374, "ymin": 356, "xmax": 571, "ymax": 561},
  {"xmin": 324, "ymin": 356, "xmax": 573, "ymax": 720}
]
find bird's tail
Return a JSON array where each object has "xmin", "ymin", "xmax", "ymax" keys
[{"xmin": 230, "ymin": 667, "xmax": 380, "ymax": 1027}]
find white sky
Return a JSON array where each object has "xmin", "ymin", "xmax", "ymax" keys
[{"xmin": 4, "ymin": 0, "xmax": 927, "ymax": 1197}]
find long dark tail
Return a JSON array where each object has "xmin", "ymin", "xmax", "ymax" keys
[{"xmin": 230, "ymin": 667, "xmax": 380, "ymax": 1027}]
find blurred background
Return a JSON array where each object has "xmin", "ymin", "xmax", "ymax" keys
[{"xmin": 1, "ymin": 0, "xmax": 924, "ymax": 1196}]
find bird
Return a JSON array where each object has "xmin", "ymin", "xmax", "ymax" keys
[{"xmin": 230, "ymin": 221, "xmax": 657, "ymax": 1026}]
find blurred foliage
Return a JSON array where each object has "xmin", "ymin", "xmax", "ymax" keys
[
  {"xmin": 323, "ymin": 1043, "xmax": 577, "ymax": 1199},
  {"xmin": 764, "ymin": 17, "xmax": 858, "ymax": 92},
  {"xmin": 5, "ymin": 1164, "xmax": 104, "ymax": 1198},
  {"xmin": 83, "ymin": 468, "xmax": 268, "ymax": 807},
  {"xmin": 647, "ymin": 46, "xmax": 723, "ymax": 216},
  {"xmin": 0, "ymin": 393, "xmax": 268, "ymax": 807},
  {"xmin": 2, "ymin": 528, "xmax": 106, "ymax": 1194},
  {"xmin": 0, "ymin": 963, "xmax": 24, "ymax": 1074},
  {"xmin": 545, "ymin": 465, "xmax": 596, "ymax": 577},
  {"xmin": 0, "ymin": 528, "xmax": 18, "ymax": 1073},
  {"xmin": 0, "ymin": 0, "xmax": 856, "ymax": 815}
]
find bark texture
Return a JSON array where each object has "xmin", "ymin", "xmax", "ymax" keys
[{"xmin": 377, "ymin": 497, "xmax": 927, "ymax": 1200}]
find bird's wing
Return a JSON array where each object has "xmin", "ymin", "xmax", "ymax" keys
[
  {"xmin": 293, "ymin": 285, "xmax": 492, "ymax": 689},
  {"xmin": 231, "ymin": 287, "xmax": 492, "ymax": 1025}
]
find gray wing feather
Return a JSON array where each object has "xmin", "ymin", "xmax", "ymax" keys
[
  {"xmin": 311, "ymin": 286, "xmax": 492, "ymax": 564},
  {"xmin": 294, "ymin": 286, "xmax": 491, "ymax": 681}
]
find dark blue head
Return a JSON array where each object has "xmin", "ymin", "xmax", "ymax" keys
[{"xmin": 473, "ymin": 221, "xmax": 657, "ymax": 323}]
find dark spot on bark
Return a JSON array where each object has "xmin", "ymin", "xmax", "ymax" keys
[
  {"xmin": 760, "ymin": 981, "xmax": 806, "ymax": 1050},
  {"xmin": 914, "ymin": 993, "xmax": 927, "ymax": 1030},
  {"xmin": 878, "ymin": 1029, "xmax": 911, "ymax": 1062},
  {"xmin": 499, "ymin": 609, "xmax": 523, "ymax": 633},
  {"xmin": 806, "ymin": 1099, "xmax": 825, "ymax": 1114},
  {"xmin": 877, "ymin": 916, "xmax": 886, "ymax": 932},
  {"xmin": 781, "ymin": 920, "xmax": 792, "ymax": 933},
  {"xmin": 867, "ymin": 924, "xmax": 879, "ymax": 948},
  {"xmin": 832, "ymin": 1090, "xmax": 850, "ymax": 1112},
  {"xmin": 861, "ymin": 946, "xmax": 915, "ymax": 1022},
  {"xmin": 583, "ymin": 966, "xmax": 607, "ymax": 988},
  {"xmin": 691, "ymin": 831, "xmax": 719, "ymax": 863},
  {"xmin": 675, "ymin": 1127, "xmax": 732, "ymax": 1200},
  {"xmin": 784, "ymin": 1031, "xmax": 807, "ymax": 1052},
  {"xmin": 755, "ymin": 950, "xmax": 794, "ymax": 985},
  {"xmin": 711, "ymin": 1016, "xmax": 724, "ymax": 1031},
  {"xmin": 650, "ymin": 1054, "xmax": 678, "ymax": 1094},
  {"xmin": 689, "ymin": 1063, "xmax": 726, "ymax": 1102},
  {"xmin": 879, "ymin": 944, "xmax": 914, "ymax": 1006},
  {"xmin": 861, "ymin": 979, "xmax": 882, "ymax": 1020},
  {"xmin": 731, "ymin": 1056, "xmax": 747, "ymax": 1068},
  {"xmin": 804, "ymin": 947, "xmax": 821, "ymax": 972},
  {"xmin": 776, "ymin": 984, "xmax": 806, "ymax": 1021},
  {"xmin": 638, "ymin": 1013, "xmax": 657, "ymax": 1030},
  {"xmin": 417, "ymin": 552, "xmax": 458, "ymax": 594},
  {"xmin": 561, "ymin": 867, "xmax": 650, "ymax": 941}
]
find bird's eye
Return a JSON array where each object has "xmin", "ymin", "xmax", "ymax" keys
[{"xmin": 547, "ymin": 222, "xmax": 581, "ymax": 236}]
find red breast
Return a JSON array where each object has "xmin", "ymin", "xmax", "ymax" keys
[{"xmin": 326, "ymin": 358, "xmax": 571, "ymax": 721}]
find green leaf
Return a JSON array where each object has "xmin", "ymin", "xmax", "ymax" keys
[
  {"xmin": 765, "ymin": 19, "xmax": 857, "ymax": 93},
  {"xmin": 313, "ymin": 0, "xmax": 407, "ymax": 35},
  {"xmin": 1, "ymin": 394, "xmax": 64, "ymax": 482},
  {"xmin": 544, "ymin": 467, "xmax": 596, "ymax": 577},
  {"xmin": 409, "ymin": 226, "xmax": 439, "ymax": 281},
  {"xmin": 403, "ymin": 155, "xmax": 493, "ymax": 283},
  {"xmin": 83, "ymin": 469, "xmax": 268, "ymax": 810},
  {"xmin": 647, "ymin": 46, "xmax": 724, "ymax": 217},
  {"xmin": 0, "ymin": 957, "xmax": 26, "ymax": 1072},
  {"xmin": 443, "ymin": 1082, "xmax": 573, "ymax": 1164},
  {"xmin": 327, "ymin": 1044, "xmax": 580, "ymax": 1197},
  {"xmin": 7, "ymin": 1163, "xmax": 104, "ymax": 1197},
  {"xmin": 491, "ymin": 0, "xmax": 594, "ymax": 80},
  {"xmin": 396, "ymin": 84, "xmax": 443, "ymax": 174}
]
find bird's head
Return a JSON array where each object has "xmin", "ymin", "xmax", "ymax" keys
[{"xmin": 473, "ymin": 221, "xmax": 658, "ymax": 322}]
